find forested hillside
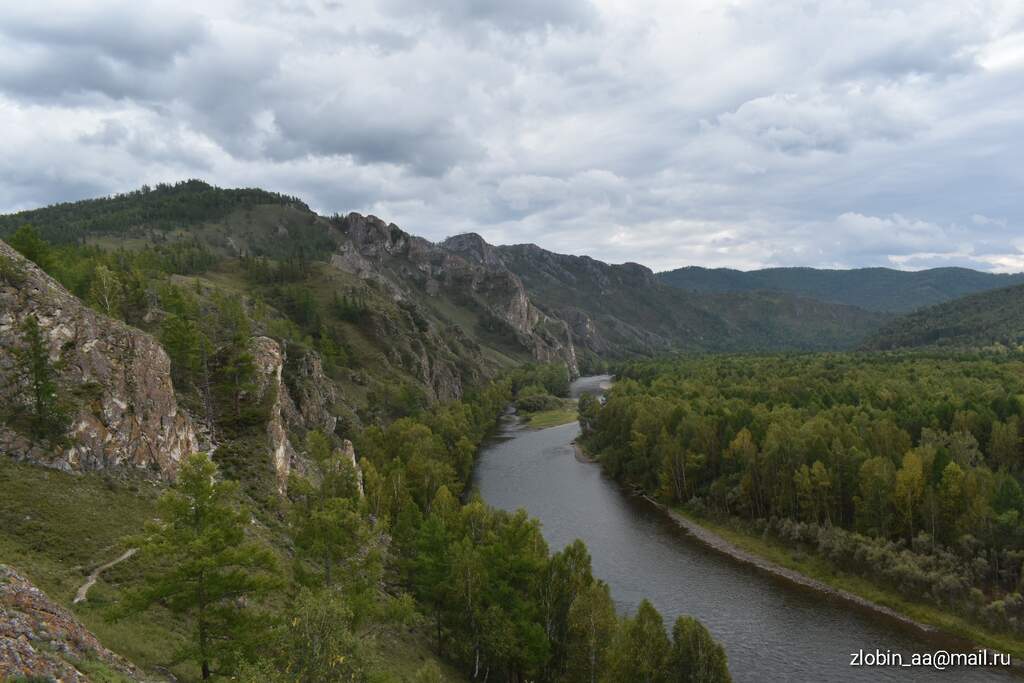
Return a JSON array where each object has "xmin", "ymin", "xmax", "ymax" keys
[
  {"xmin": 448, "ymin": 235, "xmax": 890, "ymax": 357},
  {"xmin": 862, "ymin": 283, "xmax": 1024, "ymax": 351},
  {"xmin": 0, "ymin": 181, "xmax": 733, "ymax": 681},
  {"xmin": 658, "ymin": 265, "xmax": 1024, "ymax": 313},
  {"xmin": 579, "ymin": 353, "xmax": 1024, "ymax": 649}
]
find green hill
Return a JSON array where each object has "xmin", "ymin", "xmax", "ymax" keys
[
  {"xmin": 658, "ymin": 265, "xmax": 1024, "ymax": 313},
  {"xmin": 862, "ymin": 283, "xmax": 1024, "ymax": 350}
]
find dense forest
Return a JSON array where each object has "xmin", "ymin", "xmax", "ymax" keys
[
  {"xmin": 579, "ymin": 353, "xmax": 1024, "ymax": 638},
  {"xmin": 2, "ymin": 223, "xmax": 732, "ymax": 681},
  {"xmin": 862, "ymin": 283, "xmax": 1024, "ymax": 351},
  {"xmin": 0, "ymin": 180, "xmax": 306, "ymax": 245},
  {"xmin": 658, "ymin": 265, "xmax": 1024, "ymax": 313}
]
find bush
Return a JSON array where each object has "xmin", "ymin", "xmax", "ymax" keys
[{"xmin": 516, "ymin": 393, "xmax": 562, "ymax": 413}]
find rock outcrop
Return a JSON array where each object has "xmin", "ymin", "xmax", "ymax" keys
[
  {"xmin": 0, "ymin": 240, "xmax": 197, "ymax": 479},
  {"xmin": 251, "ymin": 336, "xmax": 343, "ymax": 490},
  {"xmin": 334, "ymin": 214, "xmax": 579, "ymax": 377},
  {"xmin": 1, "ymin": 564, "xmax": 140, "ymax": 682}
]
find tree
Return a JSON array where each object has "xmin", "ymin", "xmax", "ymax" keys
[
  {"xmin": 565, "ymin": 580, "xmax": 617, "ymax": 683},
  {"xmin": 540, "ymin": 539, "xmax": 593, "ymax": 678},
  {"xmin": 894, "ymin": 450, "xmax": 925, "ymax": 540},
  {"xmin": 213, "ymin": 343, "xmax": 257, "ymax": 429},
  {"xmin": 239, "ymin": 589, "xmax": 371, "ymax": 683},
  {"xmin": 88, "ymin": 264, "xmax": 123, "ymax": 318},
  {"xmin": 289, "ymin": 431, "xmax": 376, "ymax": 591},
  {"xmin": 990, "ymin": 417, "xmax": 1021, "ymax": 472},
  {"xmin": 937, "ymin": 461, "xmax": 965, "ymax": 543},
  {"xmin": 11, "ymin": 315, "xmax": 68, "ymax": 441},
  {"xmin": 415, "ymin": 505, "xmax": 453, "ymax": 654},
  {"xmin": 856, "ymin": 457, "xmax": 894, "ymax": 536},
  {"xmin": 604, "ymin": 599, "xmax": 670, "ymax": 683},
  {"xmin": 667, "ymin": 616, "xmax": 731, "ymax": 683},
  {"xmin": 6, "ymin": 225, "xmax": 53, "ymax": 271},
  {"xmin": 120, "ymin": 453, "xmax": 280, "ymax": 679}
]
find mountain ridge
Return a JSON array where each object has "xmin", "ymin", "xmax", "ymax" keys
[
  {"xmin": 658, "ymin": 264, "xmax": 1024, "ymax": 313},
  {"xmin": 862, "ymin": 282, "xmax": 1024, "ymax": 350}
]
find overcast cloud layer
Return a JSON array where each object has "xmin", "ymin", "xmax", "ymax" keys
[{"xmin": 2, "ymin": 1, "xmax": 1023, "ymax": 271}]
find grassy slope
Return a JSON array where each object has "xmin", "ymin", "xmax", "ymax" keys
[
  {"xmin": 0, "ymin": 459, "xmax": 196, "ymax": 679},
  {"xmin": 675, "ymin": 507, "xmax": 1024, "ymax": 659},
  {"xmin": 0, "ymin": 459, "xmax": 468, "ymax": 682}
]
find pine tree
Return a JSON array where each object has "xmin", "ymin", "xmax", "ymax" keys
[
  {"xmin": 120, "ymin": 452, "xmax": 280, "ymax": 679},
  {"xmin": 12, "ymin": 315, "xmax": 68, "ymax": 440},
  {"xmin": 288, "ymin": 431, "xmax": 377, "ymax": 591}
]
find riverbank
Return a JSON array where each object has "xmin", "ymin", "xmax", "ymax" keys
[
  {"xmin": 572, "ymin": 441, "xmax": 595, "ymax": 463},
  {"xmin": 649, "ymin": 499, "xmax": 1024, "ymax": 661},
  {"xmin": 521, "ymin": 398, "xmax": 579, "ymax": 429}
]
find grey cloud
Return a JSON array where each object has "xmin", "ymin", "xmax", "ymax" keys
[
  {"xmin": 381, "ymin": 0, "xmax": 598, "ymax": 33},
  {"xmin": 1, "ymin": 0, "xmax": 1023, "ymax": 274},
  {"xmin": 0, "ymin": 4, "xmax": 207, "ymax": 67}
]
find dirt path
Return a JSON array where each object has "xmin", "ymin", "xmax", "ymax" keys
[{"xmin": 73, "ymin": 548, "xmax": 137, "ymax": 605}]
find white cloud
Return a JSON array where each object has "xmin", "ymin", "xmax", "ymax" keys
[{"xmin": 1, "ymin": 0, "xmax": 1023, "ymax": 272}]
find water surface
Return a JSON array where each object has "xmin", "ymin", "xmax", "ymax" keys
[{"xmin": 472, "ymin": 375, "xmax": 1016, "ymax": 682}]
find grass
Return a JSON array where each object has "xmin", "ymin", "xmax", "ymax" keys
[
  {"xmin": 0, "ymin": 459, "xmax": 196, "ymax": 680},
  {"xmin": 674, "ymin": 506, "xmax": 1024, "ymax": 659},
  {"xmin": 523, "ymin": 399, "xmax": 579, "ymax": 429},
  {"xmin": 0, "ymin": 458, "xmax": 468, "ymax": 681}
]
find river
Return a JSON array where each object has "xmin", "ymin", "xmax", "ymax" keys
[{"xmin": 472, "ymin": 375, "xmax": 1017, "ymax": 682}]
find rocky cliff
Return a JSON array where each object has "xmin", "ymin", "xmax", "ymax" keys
[
  {"xmin": 445, "ymin": 233, "xmax": 890, "ymax": 355},
  {"xmin": 334, "ymin": 214, "xmax": 579, "ymax": 376},
  {"xmin": 250, "ymin": 336, "xmax": 345, "ymax": 490},
  {"xmin": 0, "ymin": 240, "xmax": 197, "ymax": 479},
  {"xmin": 1, "ymin": 564, "xmax": 141, "ymax": 682}
]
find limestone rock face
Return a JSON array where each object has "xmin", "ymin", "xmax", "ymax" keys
[
  {"xmin": 0, "ymin": 240, "xmax": 197, "ymax": 479},
  {"xmin": 0, "ymin": 564, "xmax": 141, "ymax": 682}
]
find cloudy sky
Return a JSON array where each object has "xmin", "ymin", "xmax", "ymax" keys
[{"xmin": 2, "ymin": 1, "xmax": 1023, "ymax": 272}]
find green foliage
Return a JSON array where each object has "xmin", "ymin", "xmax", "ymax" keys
[
  {"xmin": 0, "ymin": 252, "xmax": 27, "ymax": 285},
  {"xmin": 6, "ymin": 225, "xmax": 53, "ymax": 270},
  {"xmin": 512, "ymin": 364, "xmax": 571, "ymax": 397},
  {"xmin": 237, "ymin": 589, "xmax": 372, "ymax": 682},
  {"xmin": 0, "ymin": 180, "xmax": 305, "ymax": 244},
  {"xmin": 604, "ymin": 599, "xmax": 670, "ymax": 683},
  {"xmin": 864, "ymin": 283, "xmax": 1024, "ymax": 350},
  {"xmin": 659, "ymin": 264, "xmax": 1024, "ymax": 314},
  {"xmin": 118, "ymin": 453, "xmax": 281, "ymax": 679},
  {"xmin": 565, "ymin": 580, "xmax": 617, "ymax": 683},
  {"xmin": 582, "ymin": 352, "xmax": 1024, "ymax": 638},
  {"xmin": 7, "ymin": 315, "xmax": 70, "ymax": 441},
  {"xmin": 668, "ymin": 616, "xmax": 731, "ymax": 683},
  {"xmin": 288, "ymin": 431, "xmax": 380, "ymax": 594}
]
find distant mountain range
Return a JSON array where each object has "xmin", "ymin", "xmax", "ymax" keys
[
  {"xmin": 3, "ymin": 179, "xmax": 1023, "ymax": 379},
  {"xmin": 658, "ymin": 265, "xmax": 1024, "ymax": 313}
]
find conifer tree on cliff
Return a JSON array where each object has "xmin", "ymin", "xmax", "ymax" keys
[
  {"xmin": 11, "ymin": 315, "xmax": 68, "ymax": 441},
  {"xmin": 119, "ymin": 452, "xmax": 280, "ymax": 679}
]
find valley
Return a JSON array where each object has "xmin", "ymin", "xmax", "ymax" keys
[{"xmin": 3, "ymin": 182, "xmax": 1024, "ymax": 681}]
